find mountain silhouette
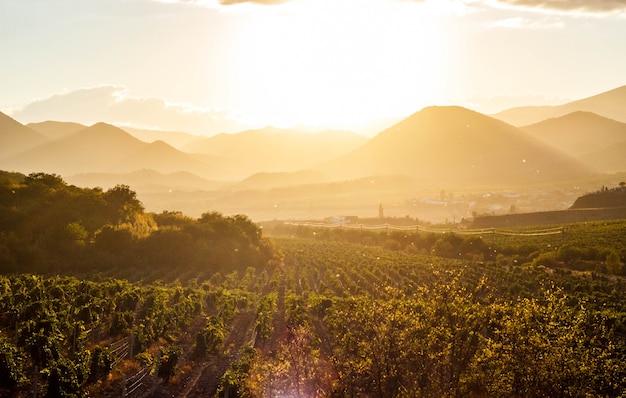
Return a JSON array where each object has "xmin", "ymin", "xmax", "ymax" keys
[
  {"xmin": 3, "ymin": 122, "xmax": 221, "ymax": 178},
  {"xmin": 580, "ymin": 141, "xmax": 626, "ymax": 173},
  {"xmin": 0, "ymin": 111, "xmax": 48, "ymax": 160},
  {"xmin": 121, "ymin": 127, "xmax": 202, "ymax": 150},
  {"xmin": 322, "ymin": 106, "xmax": 590, "ymax": 187},
  {"xmin": 183, "ymin": 127, "xmax": 368, "ymax": 178},
  {"xmin": 27, "ymin": 120, "xmax": 87, "ymax": 140},
  {"xmin": 235, "ymin": 170, "xmax": 329, "ymax": 190},
  {"xmin": 521, "ymin": 111, "xmax": 626, "ymax": 172},
  {"xmin": 493, "ymin": 85, "xmax": 626, "ymax": 126},
  {"xmin": 112, "ymin": 139, "xmax": 224, "ymax": 177},
  {"xmin": 66, "ymin": 169, "xmax": 219, "ymax": 192},
  {"xmin": 3, "ymin": 122, "xmax": 145, "ymax": 175}
]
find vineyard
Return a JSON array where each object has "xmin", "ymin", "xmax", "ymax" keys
[
  {"xmin": 3, "ymin": 231, "xmax": 626, "ymax": 396},
  {"xmin": 2, "ymin": 172, "xmax": 626, "ymax": 397}
]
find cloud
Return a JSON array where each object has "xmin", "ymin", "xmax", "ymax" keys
[
  {"xmin": 10, "ymin": 86, "xmax": 253, "ymax": 135},
  {"xmin": 459, "ymin": 93, "xmax": 570, "ymax": 114},
  {"xmin": 487, "ymin": 16, "xmax": 564, "ymax": 28},
  {"xmin": 155, "ymin": 0, "xmax": 626, "ymax": 15},
  {"xmin": 155, "ymin": 0, "xmax": 291, "ymax": 6},
  {"xmin": 490, "ymin": 0, "xmax": 626, "ymax": 14},
  {"xmin": 219, "ymin": 0, "xmax": 289, "ymax": 4}
]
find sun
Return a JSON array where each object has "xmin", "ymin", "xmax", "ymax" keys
[{"xmin": 227, "ymin": 0, "xmax": 450, "ymax": 130}]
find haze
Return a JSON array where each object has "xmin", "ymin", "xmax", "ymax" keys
[
  {"xmin": 2, "ymin": 0, "xmax": 625, "ymax": 135},
  {"xmin": 2, "ymin": 0, "xmax": 626, "ymax": 223}
]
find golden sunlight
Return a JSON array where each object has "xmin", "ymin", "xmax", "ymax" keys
[{"xmin": 230, "ymin": 0, "xmax": 450, "ymax": 128}]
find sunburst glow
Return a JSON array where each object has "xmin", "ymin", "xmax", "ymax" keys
[{"xmin": 229, "ymin": 0, "xmax": 450, "ymax": 128}]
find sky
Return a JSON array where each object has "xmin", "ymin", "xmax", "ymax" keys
[{"xmin": 1, "ymin": 0, "xmax": 625, "ymax": 136}]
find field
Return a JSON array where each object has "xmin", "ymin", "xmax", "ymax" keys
[{"xmin": 2, "ymin": 217, "xmax": 626, "ymax": 397}]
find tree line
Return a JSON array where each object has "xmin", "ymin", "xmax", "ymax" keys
[{"xmin": 0, "ymin": 171, "xmax": 281, "ymax": 279}]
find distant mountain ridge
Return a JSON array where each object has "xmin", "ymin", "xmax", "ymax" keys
[
  {"xmin": 521, "ymin": 111, "xmax": 626, "ymax": 173},
  {"xmin": 1, "ymin": 121, "xmax": 228, "ymax": 179},
  {"xmin": 322, "ymin": 106, "xmax": 590, "ymax": 187},
  {"xmin": 0, "ymin": 112, "xmax": 369, "ymax": 182},
  {"xmin": 493, "ymin": 85, "xmax": 626, "ymax": 126},
  {"xmin": 27, "ymin": 120, "xmax": 87, "ymax": 140},
  {"xmin": 183, "ymin": 127, "xmax": 368, "ymax": 176},
  {"xmin": 3, "ymin": 82, "xmax": 626, "ymax": 222},
  {"xmin": 0, "ymin": 112, "xmax": 48, "ymax": 159}
]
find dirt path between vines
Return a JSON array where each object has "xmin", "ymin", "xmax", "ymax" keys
[{"xmin": 184, "ymin": 311, "xmax": 256, "ymax": 398}]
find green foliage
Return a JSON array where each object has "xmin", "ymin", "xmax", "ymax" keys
[
  {"xmin": 217, "ymin": 345, "xmax": 257, "ymax": 398},
  {"xmin": 0, "ymin": 274, "xmax": 208, "ymax": 395},
  {"xmin": 193, "ymin": 316, "xmax": 226, "ymax": 358},
  {"xmin": 0, "ymin": 171, "xmax": 280, "ymax": 281},
  {"xmin": 45, "ymin": 354, "xmax": 90, "ymax": 398},
  {"xmin": 0, "ymin": 337, "xmax": 25, "ymax": 389},
  {"xmin": 157, "ymin": 345, "xmax": 182, "ymax": 382},
  {"xmin": 606, "ymin": 249, "xmax": 624, "ymax": 275},
  {"xmin": 88, "ymin": 346, "xmax": 113, "ymax": 384}
]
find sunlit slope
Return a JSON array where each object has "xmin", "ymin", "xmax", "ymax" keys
[
  {"xmin": 3, "ymin": 122, "xmax": 222, "ymax": 178},
  {"xmin": 4, "ymin": 122, "xmax": 144, "ymax": 175},
  {"xmin": 494, "ymin": 85, "xmax": 626, "ymax": 126},
  {"xmin": 521, "ymin": 111, "xmax": 626, "ymax": 172},
  {"xmin": 235, "ymin": 170, "xmax": 329, "ymax": 190},
  {"xmin": 121, "ymin": 127, "xmax": 202, "ymax": 150},
  {"xmin": 0, "ymin": 111, "xmax": 48, "ymax": 160},
  {"xmin": 27, "ymin": 120, "xmax": 87, "ymax": 140},
  {"xmin": 322, "ymin": 106, "xmax": 590, "ymax": 187},
  {"xmin": 66, "ymin": 169, "xmax": 219, "ymax": 192},
  {"xmin": 111, "ymin": 139, "xmax": 223, "ymax": 177},
  {"xmin": 184, "ymin": 127, "xmax": 368, "ymax": 176},
  {"xmin": 580, "ymin": 141, "xmax": 626, "ymax": 173}
]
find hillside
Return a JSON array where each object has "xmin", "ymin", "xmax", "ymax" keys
[
  {"xmin": 121, "ymin": 126, "xmax": 203, "ymax": 150},
  {"xmin": 2, "ymin": 122, "xmax": 146, "ymax": 175},
  {"xmin": 0, "ymin": 111, "xmax": 48, "ymax": 160},
  {"xmin": 580, "ymin": 141, "xmax": 626, "ymax": 173},
  {"xmin": 2, "ymin": 122, "xmax": 225, "ymax": 179},
  {"xmin": 521, "ymin": 112, "xmax": 626, "ymax": 157},
  {"xmin": 321, "ymin": 106, "xmax": 590, "ymax": 187},
  {"xmin": 66, "ymin": 169, "xmax": 221, "ymax": 192},
  {"xmin": 27, "ymin": 120, "xmax": 87, "ymax": 140},
  {"xmin": 111, "ymin": 139, "xmax": 223, "ymax": 177},
  {"xmin": 184, "ymin": 127, "xmax": 368, "ymax": 176},
  {"xmin": 234, "ymin": 169, "xmax": 329, "ymax": 190},
  {"xmin": 521, "ymin": 112, "xmax": 626, "ymax": 173},
  {"xmin": 570, "ymin": 185, "xmax": 626, "ymax": 209},
  {"xmin": 494, "ymin": 85, "xmax": 626, "ymax": 126}
]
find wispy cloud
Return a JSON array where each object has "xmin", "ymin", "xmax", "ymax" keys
[
  {"xmin": 488, "ymin": 0, "xmax": 626, "ymax": 15},
  {"xmin": 487, "ymin": 16, "xmax": 564, "ymax": 28},
  {"xmin": 219, "ymin": 0, "xmax": 289, "ymax": 5},
  {"xmin": 9, "ymin": 86, "xmax": 252, "ymax": 135},
  {"xmin": 153, "ymin": 0, "xmax": 626, "ymax": 16},
  {"xmin": 155, "ymin": 0, "xmax": 290, "ymax": 7}
]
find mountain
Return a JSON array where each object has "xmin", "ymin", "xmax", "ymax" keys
[
  {"xmin": 580, "ymin": 141, "xmax": 626, "ymax": 173},
  {"xmin": 3, "ymin": 122, "xmax": 145, "ymax": 175},
  {"xmin": 234, "ymin": 170, "xmax": 329, "ymax": 190},
  {"xmin": 521, "ymin": 112, "xmax": 626, "ymax": 172},
  {"xmin": 493, "ymin": 85, "xmax": 626, "ymax": 126},
  {"xmin": 3, "ymin": 122, "xmax": 222, "ymax": 178},
  {"xmin": 27, "ymin": 121, "xmax": 87, "ymax": 140},
  {"xmin": 0, "ymin": 111, "xmax": 48, "ymax": 160},
  {"xmin": 121, "ymin": 127, "xmax": 202, "ymax": 150},
  {"xmin": 66, "ymin": 169, "xmax": 221, "ymax": 192},
  {"xmin": 322, "ymin": 106, "xmax": 591, "ymax": 187},
  {"xmin": 183, "ymin": 127, "xmax": 368, "ymax": 177},
  {"xmin": 112, "ymin": 139, "xmax": 222, "ymax": 177}
]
